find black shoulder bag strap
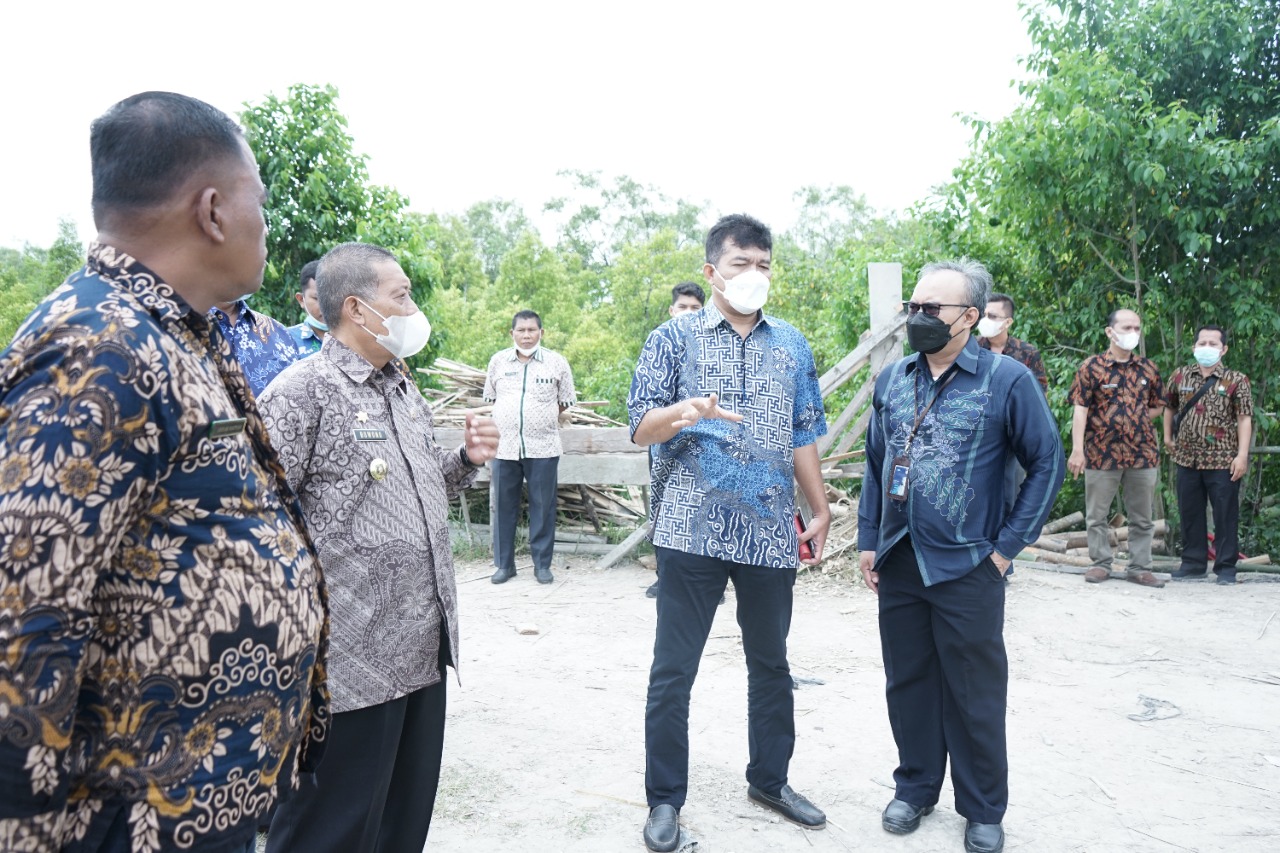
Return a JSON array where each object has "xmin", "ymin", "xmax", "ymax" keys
[{"xmin": 1172, "ymin": 373, "xmax": 1216, "ymax": 439}]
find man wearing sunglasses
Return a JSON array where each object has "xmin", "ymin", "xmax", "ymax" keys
[{"xmin": 858, "ymin": 260, "xmax": 1065, "ymax": 853}]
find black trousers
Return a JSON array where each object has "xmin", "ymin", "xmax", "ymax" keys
[
  {"xmin": 645, "ymin": 546, "xmax": 796, "ymax": 808},
  {"xmin": 878, "ymin": 537, "xmax": 1008, "ymax": 824},
  {"xmin": 266, "ymin": 680, "xmax": 447, "ymax": 853},
  {"xmin": 1176, "ymin": 465, "xmax": 1241, "ymax": 577},
  {"xmin": 492, "ymin": 456, "xmax": 559, "ymax": 573}
]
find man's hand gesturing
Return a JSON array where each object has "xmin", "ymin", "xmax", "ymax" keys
[{"xmin": 671, "ymin": 393, "xmax": 744, "ymax": 429}]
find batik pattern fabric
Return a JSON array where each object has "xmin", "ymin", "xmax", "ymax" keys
[
  {"xmin": 1067, "ymin": 353, "xmax": 1164, "ymax": 470},
  {"xmin": 286, "ymin": 320, "xmax": 323, "ymax": 357},
  {"xmin": 209, "ymin": 301, "xmax": 304, "ymax": 397},
  {"xmin": 628, "ymin": 304, "xmax": 827, "ymax": 569},
  {"xmin": 483, "ymin": 347, "xmax": 576, "ymax": 460},
  {"xmin": 0, "ymin": 245, "xmax": 329, "ymax": 851},
  {"xmin": 977, "ymin": 334, "xmax": 1049, "ymax": 392},
  {"xmin": 1165, "ymin": 365, "xmax": 1253, "ymax": 469},
  {"xmin": 258, "ymin": 337, "xmax": 476, "ymax": 713},
  {"xmin": 858, "ymin": 339, "xmax": 1065, "ymax": 585}
]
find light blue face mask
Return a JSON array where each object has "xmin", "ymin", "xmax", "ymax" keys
[
  {"xmin": 304, "ymin": 312, "xmax": 328, "ymax": 332},
  {"xmin": 1193, "ymin": 346, "xmax": 1221, "ymax": 368}
]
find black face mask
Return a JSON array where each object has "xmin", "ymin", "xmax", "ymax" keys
[{"xmin": 907, "ymin": 311, "xmax": 963, "ymax": 355}]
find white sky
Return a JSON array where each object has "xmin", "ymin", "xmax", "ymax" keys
[{"xmin": 0, "ymin": 0, "xmax": 1033, "ymax": 251}]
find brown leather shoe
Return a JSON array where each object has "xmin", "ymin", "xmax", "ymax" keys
[
  {"xmin": 1126, "ymin": 569, "xmax": 1166, "ymax": 588},
  {"xmin": 1084, "ymin": 567, "xmax": 1110, "ymax": 583}
]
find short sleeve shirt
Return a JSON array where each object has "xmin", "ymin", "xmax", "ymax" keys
[
  {"xmin": 484, "ymin": 347, "xmax": 576, "ymax": 459},
  {"xmin": 977, "ymin": 334, "xmax": 1048, "ymax": 392},
  {"xmin": 627, "ymin": 305, "xmax": 828, "ymax": 568},
  {"xmin": 1165, "ymin": 364, "xmax": 1253, "ymax": 469},
  {"xmin": 1068, "ymin": 352, "xmax": 1164, "ymax": 469}
]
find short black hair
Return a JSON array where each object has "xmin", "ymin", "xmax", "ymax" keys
[
  {"xmin": 299, "ymin": 259, "xmax": 320, "ymax": 292},
  {"xmin": 90, "ymin": 91, "xmax": 245, "ymax": 222},
  {"xmin": 512, "ymin": 309, "xmax": 542, "ymax": 330},
  {"xmin": 671, "ymin": 281, "xmax": 705, "ymax": 305},
  {"xmin": 1106, "ymin": 308, "xmax": 1139, "ymax": 327},
  {"xmin": 1195, "ymin": 324, "xmax": 1229, "ymax": 346},
  {"xmin": 705, "ymin": 214, "xmax": 772, "ymax": 267},
  {"xmin": 988, "ymin": 292, "xmax": 1015, "ymax": 318}
]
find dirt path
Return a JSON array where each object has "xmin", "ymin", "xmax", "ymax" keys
[{"xmin": 428, "ymin": 556, "xmax": 1280, "ymax": 852}]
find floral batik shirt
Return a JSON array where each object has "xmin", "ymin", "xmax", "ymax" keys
[
  {"xmin": 259, "ymin": 337, "xmax": 477, "ymax": 712},
  {"xmin": 0, "ymin": 245, "xmax": 329, "ymax": 852},
  {"xmin": 209, "ymin": 300, "xmax": 304, "ymax": 397}
]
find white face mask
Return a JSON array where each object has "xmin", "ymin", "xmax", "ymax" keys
[
  {"xmin": 714, "ymin": 266, "xmax": 770, "ymax": 314},
  {"xmin": 516, "ymin": 344, "xmax": 539, "ymax": 357},
  {"xmin": 358, "ymin": 299, "xmax": 432, "ymax": 359},
  {"xmin": 977, "ymin": 317, "xmax": 1006, "ymax": 339},
  {"xmin": 1113, "ymin": 330, "xmax": 1141, "ymax": 351}
]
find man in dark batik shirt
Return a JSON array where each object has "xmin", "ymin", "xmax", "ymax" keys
[
  {"xmin": 0, "ymin": 92, "xmax": 327, "ymax": 853},
  {"xmin": 1067, "ymin": 308, "xmax": 1166, "ymax": 588}
]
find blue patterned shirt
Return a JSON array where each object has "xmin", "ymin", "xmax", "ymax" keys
[
  {"xmin": 209, "ymin": 301, "xmax": 304, "ymax": 396},
  {"xmin": 286, "ymin": 320, "xmax": 324, "ymax": 357},
  {"xmin": 0, "ymin": 244, "xmax": 328, "ymax": 850},
  {"xmin": 858, "ymin": 337, "xmax": 1066, "ymax": 585},
  {"xmin": 628, "ymin": 304, "xmax": 827, "ymax": 568}
]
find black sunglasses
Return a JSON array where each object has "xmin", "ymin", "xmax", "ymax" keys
[{"xmin": 903, "ymin": 301, "xmax": 972, "ymax": 317}]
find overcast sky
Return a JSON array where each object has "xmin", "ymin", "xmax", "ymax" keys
[{"xmin": 1, "ymin": 0, "xmax": 1034, "ymax": 251}]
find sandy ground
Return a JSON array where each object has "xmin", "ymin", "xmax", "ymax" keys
[{"xmin": 427, "ymin": 555, "xmax": 1280, "ymax": 853}]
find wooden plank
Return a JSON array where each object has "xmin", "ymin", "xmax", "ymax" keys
[
  {"xmin": 817, "ymin": 372, "xmax": 876, "ymax": 454},
  {"xmin": 435, "ymin": 426, "xmax": 644, "ymax": 456},
  {"xmin": 459, "ymin": 453, "xmax": 652, "ymax": 486},
  {"xmin": 817, "ymin": 315, "xmax": 906, "ymax": 397},
  {"xmin": 596, "ymin": 521, "xmax": 654, "ymax": 569}
]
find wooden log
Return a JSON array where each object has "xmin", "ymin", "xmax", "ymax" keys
[
  {"xmin": 1240, "ymin": 554, "xmax": 1273, "ymax": 566},
  {"xmin": 596, "ymin": 522, "xmax": 654, "ymax": 569},
  {"xmin": 1041, "ymin": 511, "xmax": 1084, "ymax": 535},
  {"xmin": 1020, "ymin": 547, "xmax": 1094, "ymax": 567},
  {"xmin": 1064, "ymin": 520, "xmax": 1168, "ymax": 549},
  {"xmin": 1014, "ymin": 560, "xmax": 1171, "ymax": 582},
  {"xmin": 1031, "ymin": 536, "xmax": 1068, "ymax": 553}
]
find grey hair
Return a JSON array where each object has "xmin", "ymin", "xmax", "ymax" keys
[
  {"xmin": 316, "ymin": 242, "xmax": 399, "ymax": 328},
  {"xmin": 918, "ymin": 258, "xmax": 992, "ymax": 314}
]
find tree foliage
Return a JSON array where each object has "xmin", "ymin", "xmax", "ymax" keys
[{"xmin": 0, "ymin": 219, "xmax": 84, "ymax": 346}]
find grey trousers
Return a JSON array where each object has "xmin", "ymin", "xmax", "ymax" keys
[{"xmin": 1083, "ymin": 467, "xmax": 1158, "ymax": 570}]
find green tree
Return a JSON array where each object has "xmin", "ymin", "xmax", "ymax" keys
[
  {"xmin": 240, "ymin": 83, "xmax": 444, "ymax": 370},
  {"xmin": 0, "ymin": 219, "xmax": 84, "ymax": 347}
]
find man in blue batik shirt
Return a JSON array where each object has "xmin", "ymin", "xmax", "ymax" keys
[
  {"xmin": 210, "ymin": 297, "xmax": 304, "ymax": 396},
  {"xmin": 858, "ymin": 259, "xmax": 1064, "ymax": 853},
  {"xmin": 286, "ymin": 259, "xmax": 326, "ymax": 357},
  {"xmin": 628, "ymin": 214, "xmax": 831, "ymax": 852}
]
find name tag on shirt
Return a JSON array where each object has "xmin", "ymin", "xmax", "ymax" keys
[
  {"xmin": 1101, "ymin": 383, "xmax": 1119, "ymax": 390},
  {"xmin": 207, "ymin": 418, "xmax": 246, "ymax": 439},
  {"xmin": 354, "ymin": 428, "xmax": 389, "ymax": 442}
]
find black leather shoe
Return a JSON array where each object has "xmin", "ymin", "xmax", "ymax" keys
[
  {"xmin": 882, "ymin": 798, "xmax": 934, "ymax": 834},
  {"xmin": 490, "ymin": 565, "xmax": 516, "ymax": 584},
  {"xmin": 747, "ymin": 784, "xmax": 826, "ymax": 828},
  {"xmin": 964, "ymin": 821, "xmax": 1004, "ymax": 853},
  {"xmin": 1216, "ymin": 573, "xmax": 1237, "ymax": 585},
  {"xmin": 642, "ymin": 804, "xmax": 679, "ymax": 852},
  {"xmin": 535, "ymin": 566, "xmax": 554, "ymax": 584},
  {"xmin": 645, "ymin": 580, "xmax": 659, "ymax": 598},
  {"xmin": 1170, "ymin": 567, "xmax": 1207, "ymax": 579}
]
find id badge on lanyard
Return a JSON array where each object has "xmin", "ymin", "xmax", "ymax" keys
[{"xmin": 888, "ymin": 364, "xmax": 959, "ymax": 502}]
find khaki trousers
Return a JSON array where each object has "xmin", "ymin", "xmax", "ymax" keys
[{"xmin": 1083, "ymin": 467, "xmax": 1158, "ymax": 571}]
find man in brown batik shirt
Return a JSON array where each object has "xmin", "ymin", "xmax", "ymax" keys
[
  {"xmin": 1164, "ymin": 324, "xmax": 1253, "ymax": 585},
  {"xmin": 1067, "ymin": 308, "xmax": 1166, "ymax": 587},
  {"xmin": 259, "ymin": 242, "xmax": 498, "ymax": 853}
]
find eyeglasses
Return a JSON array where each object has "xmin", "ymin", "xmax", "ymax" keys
[{"xmin": 903, "ymin": 301, "xmax": 971, "ymax": 317}]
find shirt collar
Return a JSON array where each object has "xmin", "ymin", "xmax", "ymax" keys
[
  {"xmin": 87, "ymin": 241, "xmax": 193, "ymax": 323},
  {"xmin": 210, "ymin": 298, "xmax": 255, "ymax": 327},
  {"xmin": 322, "ymin": 335, "xmax": 408, "ymax": 390},
  {"xmin": 701, "ymin": 300, "xmax": 770, "ymax": 333}
]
